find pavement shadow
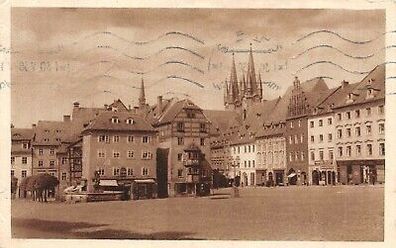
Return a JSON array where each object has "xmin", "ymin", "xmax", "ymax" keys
[{"xmin": 12, "ymin": 218, "xmax": 199, "ymax": 240}]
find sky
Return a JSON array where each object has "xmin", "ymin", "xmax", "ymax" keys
[{"xmin": 11, "ymin": 8, "xmax": 385, "ymax": 128}]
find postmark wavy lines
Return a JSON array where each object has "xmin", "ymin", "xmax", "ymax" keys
[
  {"xmin": 74, "ymin": 60, "xmax": 205, "ymax": 77},
  {"xmin": 72, "ymin": 45, "xmax": 205, "ymax": 61},
  {"xmin": 294, "ymin": 29, "xmax": 395, "ymax": 45},
  {"xmin": 294, "ymin": 61, "xmax": 372, "ymax": 75},
  {"xmin": 35, "ymin": 31, "xmax": 205, "ymax": 55},
  {"xmin": 290, "ymin": 44, "xmax": 390, "ymax": 60}
]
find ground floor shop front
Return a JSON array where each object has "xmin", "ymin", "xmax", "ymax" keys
[{"xmin": 337, "ymin": 159, "xmax": 385, "ymax": 185}]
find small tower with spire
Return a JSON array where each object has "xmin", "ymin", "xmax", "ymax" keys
[{"xmin": 137, "ymin": 77, "xmax": 149, "ymax": 116}]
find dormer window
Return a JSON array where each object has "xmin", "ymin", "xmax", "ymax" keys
[
  {"xmin": 44, "ymin": 129, "xmax": 50, "ymax": 133},
  {"xmin": 112, "ymin": 107, "xmax": 118, "ymax": 112},
  {"xmin": 366, "ymin": 88, "xmax": 375, "ymax": 99},
  {"xmin": 111, "ymin": 117, "xmax": 120, "ymax": 124},
  {"xmin": 126, "ymin": 118, "xmax": 134, "ymax": 125}
]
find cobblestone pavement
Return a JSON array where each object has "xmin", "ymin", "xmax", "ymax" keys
[{"xmin": 11, "ymin": 185, "xmax": 384, "ymax": 240}]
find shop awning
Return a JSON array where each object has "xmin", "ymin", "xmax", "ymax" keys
[
  {"xmin": 134, "ymin": 179, "xmax": 156, "ymax": 183},
  {"xmin": 287, "ymin": 173, "xmax": 297, "ymax": 178},
  {"xmin": 99, "ymin": 179, "xmax": 118, "ymax": 187}
]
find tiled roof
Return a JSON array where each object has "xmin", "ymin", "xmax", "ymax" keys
[
  {"xmin": 203, "ymin": 110, "xmax": 242, "ymax": 135},
  {"xmin": 82, "ymin": 111, "xmax": 156, "ymax": 133},
  {"xmin": 11, "ymin": 128, "xmax": 34, "ymax": 141},
  {"xmin": 32, "ymin": 120, "xmax": 72, "ymax": 146},
  {"xmin": 153, "ymin": 98, "xmax": 203, "ymax": 126},
  {"xmin": 334, "ymin": 64, "xmax": 385, "ymax": 109}
]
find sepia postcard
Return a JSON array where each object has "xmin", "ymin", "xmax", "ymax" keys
[{"xmin": 1, "ymin": 1, "xmax": 396, "ymax": 248}]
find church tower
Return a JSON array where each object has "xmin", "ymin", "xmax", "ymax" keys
[
  {"xmin": 223, "ymin": 45, "xmax": 263, "ymax": 114},
  {"xmin": 137, "ymin": 77, "xmax": 149, "ymax": 116}
]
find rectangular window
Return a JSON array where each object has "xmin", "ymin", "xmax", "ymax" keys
[
  {"xmin": 61, "ymin": 172, "xmax": 66, "ymax": 181},
  {"xmin": 298, "ymin": 120, "xmax": 301, "ymax": 127},
  {"xmin": 338, "ymin": 147, "xmax": 343, "ymax": 157},
  {"xmin": 177, "ymin": 137, "xmax": 184, "ymax": 145},
  {"xmin": 113, "ymin": 168, "xmax": 120, "ymax": 176},
  {"xmin": 367, "ymin": 144, "xmax": 373, "ymax": 156},
  {"xmin": 252, "ymin": 145, "xmax": 255, "ymax": 153},
  {"xmin": 127, "ymin": 150, "xmax": 134, "ymax": 158},
  {"xmin": 38, "ymin": 160, "xmax": 44, "ymax": 167},
  {"xmin": 290, "ymin": 121, "xmax": 294, "ymax": 128},
  {"xmin": 22, "ymin": 143, "xmax": 29, "ymax": 149},
  {"xmin": 11, "ymin": 156, "xmax": 15, "ymax": 164},
  {"xmin": 301, "ymin": 152, "xmax": 305, "ymax": 161},
  {"xmin": 346, "ymin": 128, "xmax": 351, "ymax": 137},
  {"xmin": 319, "ymin": 150, "xmax": 324, "ymax": 160},
  {"xmin": 252, "ymin": 160, "xmax": 255, "ymax": 168},
  {"xmin": 39, "ymin": 149, "xmax": 43, "ymax": 155},
  {"xmin": 329, "ymin": 150, "xmax": 334, "ymax": 160},
  {"xmin": 143, "ymin": 136, "xmax": 150, "ymax": 143},
  {"xmin": 328, "ymin": 118, "xmax": 332, "ymax": 125},
  {"xmin": 178, "ymin": 169, "xmax": 183, "ymax": 178},
  {"xmin": 113, "ymin": 151, "xmax": 120, "ymax": 158},
  {"xmin": 355, "ymin": 110, "xmax": 360, "ymax": 118},
  {"xmin": 379, "ymin": 143, "xmax": 385, "ymax": 156},
  {"xmin": 300, "ymin": 134, "xmax": 304, "ymax": 143},
  {"xmin": 11, "ymin": 170, "xmax": 14, "ymax": 177},
  {"xmin": 49, "ymin": 148, "xmax": 55, "ymax": 155},
  {"xmin": 21, "ymin": 170, "xmax": 27, "ymax": 178},
  {"xmin": 289, "ymin": 136, "xmax": 292, "ymax": 144},
  {"xmin": 142, "ymin": 168, "xmax": 149, "ymax": 176},
  {"xmin": 49, "ymin": 160, "xmax": 55, "ymax": 167},
  {"xmin": 310, "ymin": 151, "xmax": 315, "ymax": 161},
  {"xmin": 355, "ymin": 126, "xmax": 361, "ymax": 136},
  {"xmin": 319, "ymin": 134, "xmax": 324, "ymax": 142},
  {"xmin": 142, "ymin": 151, "xmax": 153, "ymax": 160},
  {"xmin": 366, "ymin": 125, "xmax": 372, "ymax": 135},
  {"xmin": 354, "ymin": 145, "xmax": 360, "ymax": 156},
  {"xmin": 98, "ymin": 135, "xmax": 110, "ymax": 143},
  {"xmin": 177, "ymin": 122, "xmax": 184, "ymax": 132},
  {"xmin": 98, "ymin": 150, "xmax": 106, "ymax": 158},
  {"xmin": 310, "ymin": 136, "xmax": 315, "ymax": 143},
  {"xmin": 337, "ymin": 113, "xmax": 342, "ymax": 121},
  {"xmin": 200, "ymin": 123, "xmax": 206, "ymax": 133},
  {"xmin": 200, "ymin": 138, "xmax": 205, "ymax": 146},
  {"xmin": 310, "ymin": 121, "xmax": 314, "ymax": 128},
  {"xmin": 113, "ymin": 135, "xmax": 120, "ymax": 143},
  {"xmin": 379, "ymin": 105, "xmax": 384, "ymax": 114},
  {"xmin": 127, "ymin": 135, "xmax": 134, "ymax": 143},
  {"xmin": 289, "ymin": 152, "xmax": 293, "ymax": 162},
  {"xmin": 61, "ymin": 157, "xmax": 67, "ymax": 164},
  {"xmin": 366, "ymin": 107, "xmax": 371, "ymax": 116},
  {"xmin": 346, "ymin": 112, "xmax": 351, "ymax": 119},
  {"xmin": 337, "ymin": 129, "xmax": 342, "ymax": 138},
  {"xmin": 97, "ymin": 168, "xmax": 105, "ymax": 176},
  {"xmin": 127, "ymin": 168, "xmax": 134, "ymax": 176},
  {"xmin": 244, "ymin": 161, "xmax": 247, "ymax": 167},
  {"xmin": 346, "ymin": 146, "xmax": 351, "ymax": 157},
  {"xmin": 177, "ymin": 153, "xmax": 183, "ymax": 161},
  {"xmin": 318, "ymin": 119, "xmax": 323, "ymax": 127},
  {"xmin": 294, "ymin": 135, "xmax": 298, "ymax": 144},
  {"xmin": 328, "ymin": 133, "xmax": 333, "ymax": 142},
  {"xmin": 379, "ymin": 123, "xmax": 385, "ymax": 134}
]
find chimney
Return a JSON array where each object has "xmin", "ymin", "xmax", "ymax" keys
[
  {"xmin": 73, "ymin": 102, "xmax": 80, "ymax": 108},
  {"xmin": 104, "ymin": 104, "xmax": 108, "ymax": 110},
  {"xmin": 32, "ymin": 124, "xmax": 36, "ymax": 128},
  {"xmin": 157, "ymin": 95, "xmax": 163, "ymax": 116},
  {"xmin": 341, "ymin": 80, "xmax": 349, "ymax": 88},
  {"xmin": 63, "ymin": 115, "xmax": 71, "ymax": 122}
]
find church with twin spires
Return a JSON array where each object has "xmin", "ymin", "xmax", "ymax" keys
[{"xmin": 223, "ymin": 45, "xmax": 264, "ymax": 116}]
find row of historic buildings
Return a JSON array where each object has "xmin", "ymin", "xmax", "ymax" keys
[
  {"xmin": 212, "ymin": 48, "xmax": 385, "ymax": 187},
  {"xmin": 11, "ymin": 49, "xmax": 385, "ymax": 198}
]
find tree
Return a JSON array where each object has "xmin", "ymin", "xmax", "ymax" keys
[{"xmin": 21, "ymin": 174, "xmax": 59, "ymax": 202}]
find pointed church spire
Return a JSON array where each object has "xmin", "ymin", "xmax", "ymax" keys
[
  {"xmin": 246, "ymin": 43, "xmax": 257, "ymax": 95},
  {"xmin": 229, "ymin": 53, "xmax": 240, "ymax": 104},
  {"xmin": 139, "ymin": 77, "xmax": 146, "ymax": 107}
]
